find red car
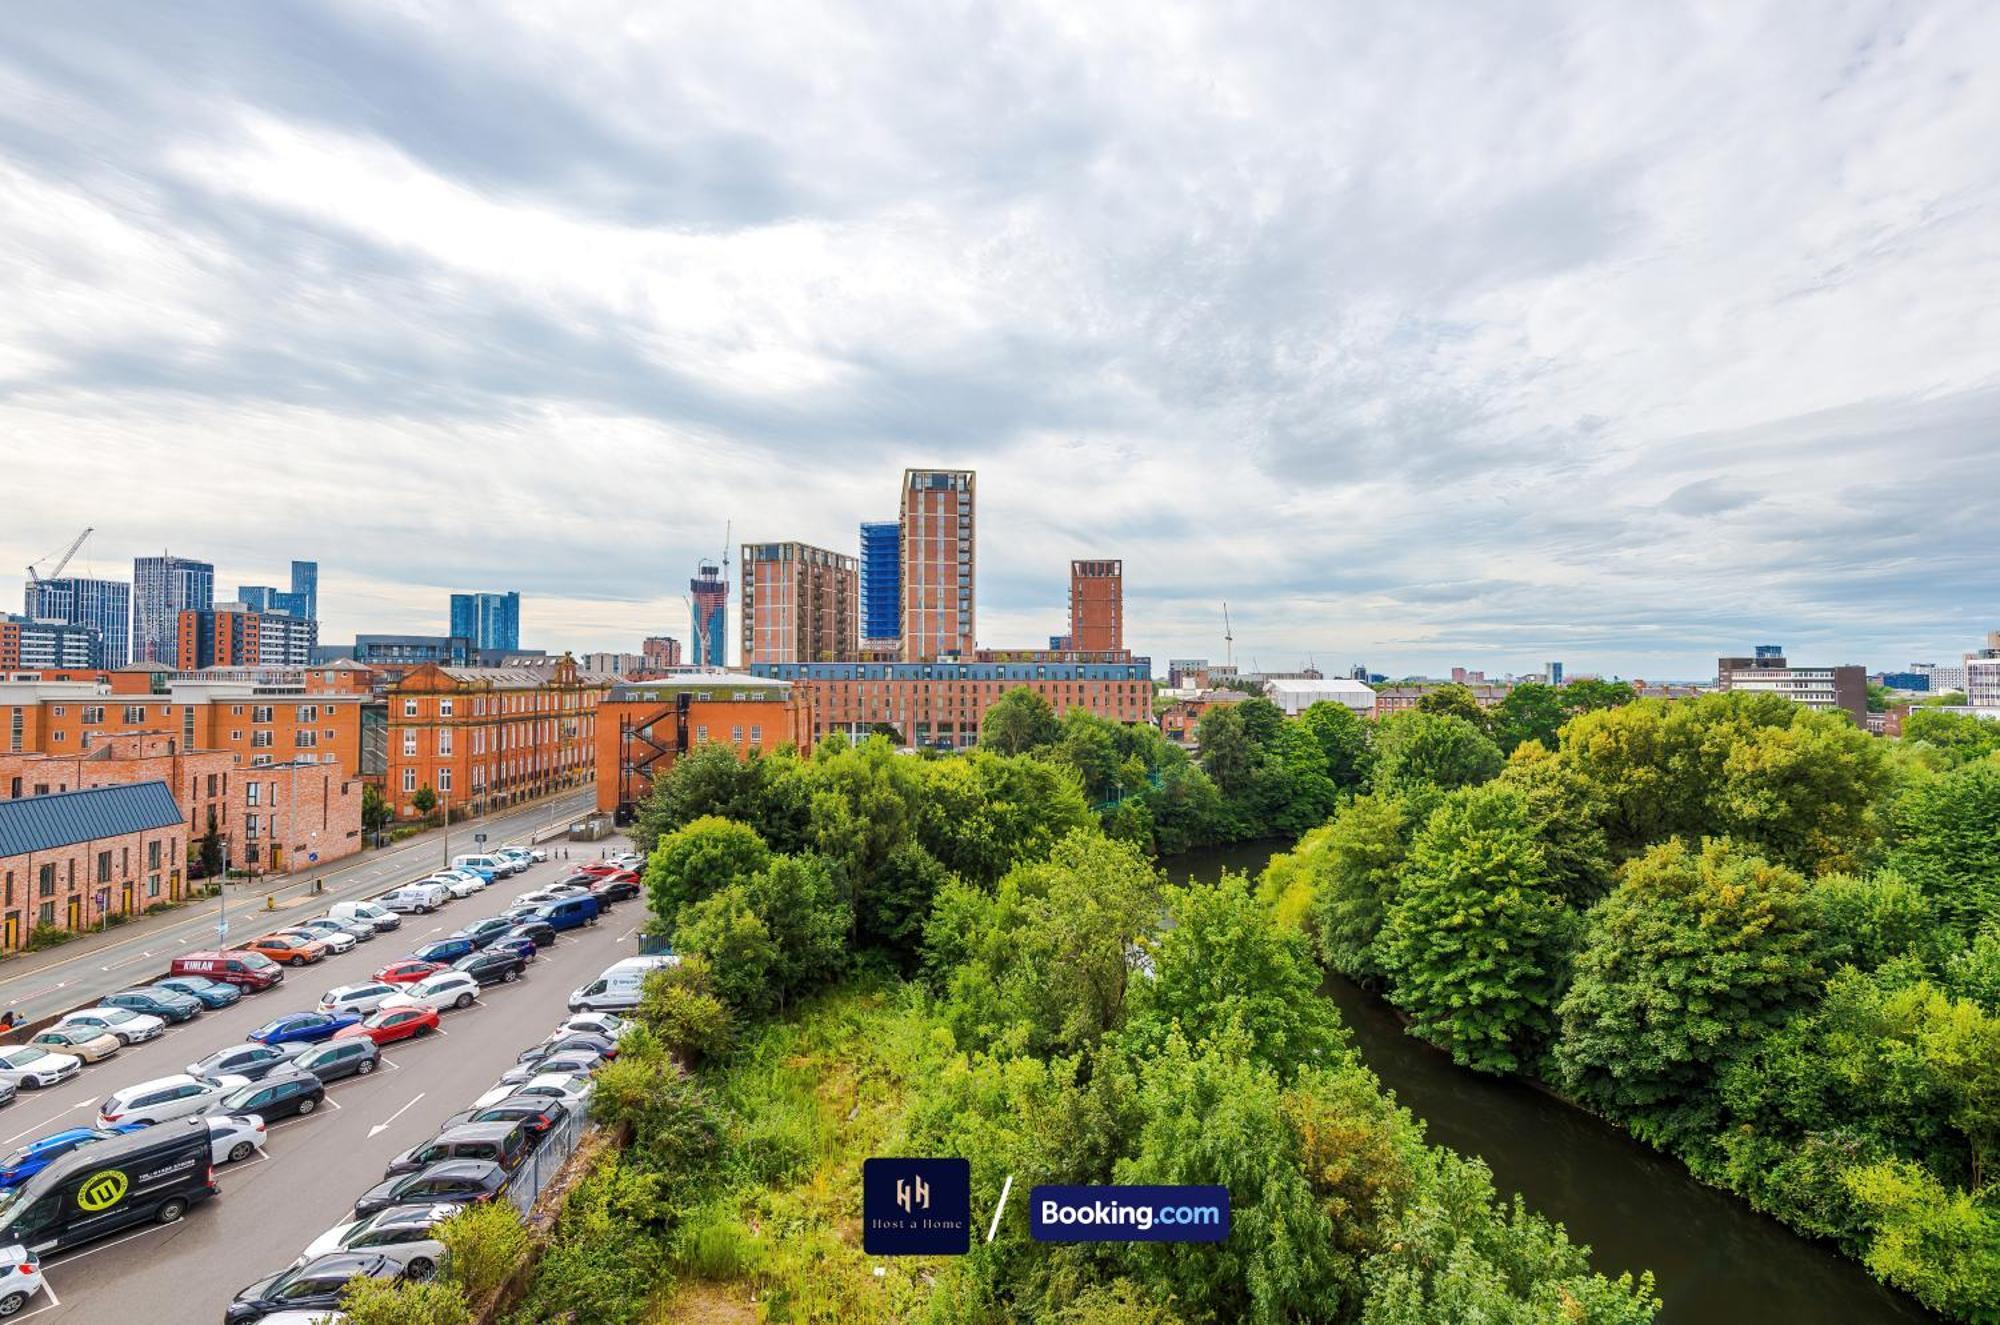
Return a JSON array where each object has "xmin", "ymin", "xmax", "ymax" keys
[
  {"xmin": 334, "ymin": 1005, "xmax": 440, "ymax": 1045},
  {"xmin": 375, "ymin": 959, "xmax": 445, "ymax": 985}
]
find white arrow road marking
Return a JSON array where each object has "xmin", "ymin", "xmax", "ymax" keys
[{"xmin": 368, "ymin": 1092, "xmax": 424, "ymax": 1138}]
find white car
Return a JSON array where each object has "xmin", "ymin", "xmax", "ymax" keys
[
  {"xmin": 380, "ymin": 971, "xmax": 481, "ymax": 1014},
  {"xmin": 278, "ymin": 924, "xmax": 357, "ymax": 955},
  {"xmin": 207, "ymin": 1112, "xmax": 268, "ymax": 1165},
  {"xmin": 472, "ymin": 1071, "xmax": 592, "ymax": 1112},
  {"xmin": 98, "ymin": 1072, "xmax": 250, "ymax": 1127},
  {"xmin": 426, "ymin": 872, "xmax": 484, "ymax": 900},
  {"xmin": 514, "ymin": 887, "xmax": 571, "ymax": 907},
  {"xmin": 0, "ymin": 1044, "xmax": 82, "ymax": 1089},
  {"xmin": 292, "ymin": 916, "xmax": 375, "ymax": 945},
  {"xmin": 381, "ymin": 882, "xmax": 452, "ymax": 914},
  {"xmin": 0, "ymin": 1245, "xmax": 47, "ymax": 1317},
  {"xmin": 57, "ymin": 1006, "xmax": 166, "ymax": 1045},
  {"xmin": 607, "ymin": 851, "xmax": 643, "ymax": 868},
  {"xmin": 318, "ymin": 982, "xmax": 403, "ymax": 1017},
  {"xmin": 528, "ymin": 847, "xmax": 550, "ymax": 862},
  {"xmin": 552, "ymin": 1012, "xmax": 629, "ymax": 1042},
  {"xmin": 295, "ymin": 1201, "xmax": 462, "ymax": 1279}
]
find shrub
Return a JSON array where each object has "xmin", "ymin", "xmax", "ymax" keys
[
  {"xmin": 436, "ymin": 1199, "xmax": 528, "ymax": 1300},
  {"xmin": 339, "ymin": 1276, "xmax": 472, "ymax": 1325},
  {"xmin": 637, "ymin": 960, "xmax": 735, "ymax": 1065},
  {"xmin": 25, "ymin": 926, "xmax": 75, "ymax": 952}
]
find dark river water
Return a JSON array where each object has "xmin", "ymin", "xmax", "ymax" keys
[{"xmin": 1165, "ymin": 841, "xmax": 1936, "ymax": 1325}]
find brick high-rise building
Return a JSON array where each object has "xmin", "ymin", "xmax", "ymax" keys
[
  {"xmin": 899, "ymin": 468, "xmax": 975, "ymax": 660},
  {"xmin": 641, "ymin": 636, "xmax": 683, "ymax": 669},
  {"xmin": 24, "ymin": 577, "xmax": 129, "ymax": 668},
  {"xmin": 741, "ymin": 542, "xmax": 859, "ymax": 665},
  {"xmin": 1068, "ymin": 559, "xmax": 1123, "ymax": 654},
  {"xmin": 133, "ymin": 555, "xmax": 214, "ymax": 664}
]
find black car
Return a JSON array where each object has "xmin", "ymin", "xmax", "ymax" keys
[
  {"xmin": 588, "ymin": 875, "xmax": 642, "ymax": 904},
  {"xmin": 227, "ymin": 1252, "xmax": 401, "ymax": 1323},
  {"xmin": 439, "ymin": 1096, "xmax": 570, "ymax": 1140},
  {"xmin": 451, "ymin": 948, "xmax": 527, "ymax": 987},
  {"xmin": 502, "ymin": 919, "xmax": 557, "ymax": 949},
  {"xmin": 102, "ymin": 987, "xmax": 203, "ymax": 1024},
  {"xmin": 352, "ymin": 1159, "xmax": 510, "ymax": 1218},
  {"xmin": 215, "ymin": 1067, "xmax": 327, "ymax": 1121},
  {"xmin": 384, "ymin": 1120, "xmax": 532, "ymax": 1177},
  {"xmin": 188, "ymin": 1042, "xmax": 298, "ymax": 1084},
  {"xmin": 286, "ymin": 1037, "xmax": 382, "ymax": 1083},
  {"xmin": 517, "ymin": 1032, "xmax": 617, "ymax": 1066},
  {"xmin": 453, "ymin": 916, "xmax": 518, "ymax": 950}
]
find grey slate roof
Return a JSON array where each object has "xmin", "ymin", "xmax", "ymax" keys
[{"xmin": 0, "ymin": 781, "xmax": 185, "ymax": 858}]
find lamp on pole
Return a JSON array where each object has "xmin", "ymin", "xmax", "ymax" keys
[{"xmin": 216, "ymin": 833, "xmax": 232, "ymax": 947}]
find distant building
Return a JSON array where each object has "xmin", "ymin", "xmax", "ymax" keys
[
  {"xmin": 1373, "ymin": 682, "xmax": 1512, "ymax": 715},
  {"xmin": 0, "ymin": 615, "xmax": 99, "ymax": 670},
  {"xmin": 449, "ymin": 592, "xmax": 521, "ymax": 653},
  {"xmin": 740, "ymin": 541, "xmax": 859, "ymax": 665},
  {"xmin": 594, "ymin": 673, "xmax": 813, "ymax": 821},
  {"xmin": 24, "ymin": 577, "xmax": 130, "ymax": 668},
  {"xmin": 690, "ymin": 562, "xmax": 728, "ymax": 668},
  {"xmin": 354, "ymin": 635, "xmax": 474, "ymax": 668},
  {"xmin": 1168, "ymin": 659, "xmax": 1209, "ymax": 688},
  {"xmin": 1716, "ymin": 652, "xmax": 1867, "ymax": 725},
  {"xmin": 237, "ymin": 560, "xmax": 319, "ymax": 623},
  {"xmin": 177, "ymin": 604, "xmax": 317, "ymax": 670},
  {"xmin": 1546, "ymin": 661, "xmax": 1564, "ymax": 687},
  {"xmin": 1879, "ymin": 671, "xmax": 1930, "ymax": 693},
  {"xmin": 1967, "ymin": 656, "xmax": 2000, "ymax": 710},
  {"xmin": 859, "ymin": 521, "xmax": 901, "ymax": 645},
  {"xmin": 1263, "ymin": 677, "xmax": 1377, "ymax": 718},
  {"xmin": 899, "ymin": 468, "xmax": 975, "ymax": 660},
  {"xmin": 642, "ymin": 636, "xmax": 683, "ymax": 669},
  {"xmin": 1912, "ymin": 662, "xmax": 1967, "ymax": 693},
  {"xmin": 133, "ymin": 555, "xmax": 214, "ymax": 664},
  {"xmin": 0, "ymin": 781, "xmax": 188, "ymax": 948},
  {"xmin": 384, "ymin": 656, "xmax": 609, "ymax": 819},
  {"xmin": 1068, "ymin": 560, "xmax": 1123, "ymax": 654},
  {"xmin": 1158, "ymin": 688, "xmax": 1243, "ymax": 745},
  {"xmin": 580, "ymin": 652, "xmax": 648, "ymax": 677}
]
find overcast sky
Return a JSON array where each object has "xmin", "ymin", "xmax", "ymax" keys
[{"xmin": 3, "ymin": 2, "xmax": 1996, "ymax": 681}]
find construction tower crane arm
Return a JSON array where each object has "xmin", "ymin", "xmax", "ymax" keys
[{"xmin": 27, "ymin": 526, "xmax": 93, "ymax": 584}]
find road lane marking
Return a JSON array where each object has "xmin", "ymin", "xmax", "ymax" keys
[
  {"xmin": 987, "ymin": 1173, "xmax": 1014, "ymax": 1243},
  {"xmin": 368, "ymin": 1092, "xmax": 426, "ymax": 1138}
]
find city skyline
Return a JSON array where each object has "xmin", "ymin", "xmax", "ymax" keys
[{"xmin": 2, "ymin": 4, "xmax": 1997, "ymax": 679}]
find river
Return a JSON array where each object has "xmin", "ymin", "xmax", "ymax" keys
[{"xmin": 1166, "ymin": 841, "xmax": 1936, "ymax": 1325}]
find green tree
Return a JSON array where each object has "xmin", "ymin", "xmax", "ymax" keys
[
  {"xmin": 360, "ymin": 785, "xmax": 391, "ymax": 836},
  {"xmin": 1845, "ymin": 1159, "xmax": 2000, "ymax": 1322},
  {"xmin": 635, "ymin": 958, "xmax": 735, "ymax": 1064},
  {"xmin": 1491, "ymin": 682, "xmax": 1565, "ymax": 754},
  {"xmin": 1555, "ymin": 840, "xmax": 1823, "ymax": 1147},
  {"xmin": 807, "ymin": 735, "xmax": 924, "ymax": 915},
  {"xmin": 1379, "ymin": 784, "xmax": 1576, "ymax": 1074},
  {"xmin": 1300, "ymin": 792, "xmax": 1414, "ymax": 982},
  {"xmin": 1808, "ymin": 871, "xmax": 1935, "ymax": 972},
  {"xmin": 1561, "ymin": 677, "xmax": 1637, "ymax": 713},
  {"xmin": 980, "ymin": 686, "xmax": 1061, "ymax": 754},
  {"xmin": 917, "ymin": 751, "xmax": 1089, "ymax": 886},
  {"xmin": 1886, "ymin": 760, "xmax": 2000, "ymax": 939},
  {"xmin": 630, "ymin": 743, "xmax": 768, "ymax": 854},
  {"xmin": 1195, "ymin": 703, "xmax": 1256, "ymax": 798},
  {"xmin": 1900, "ymin": 709, "xmax": 2000, "ymax": 767},
  {"xmin": 435, "ymin": 1200, "xmax": 527, "ymax": 1299},
  {"xmin": 674, "ymin": 887, "xmax": 779, "ymax": 1014},
  {"xmin": 1296, "ymin": 700, "xmax": 1374, "ymax": 789},
  {"xmin": 197, "ymin": 826, "xmax": 225, "ymax": 878},
  {"xmin": 1495, "ymin": 746, "xmax": 1614, "ymax": 906},
  {"xmin": 410, "ymin": 785, "xmax": 437, "ymax": 816},
  {"xmin": 1867, "ymin": 681, "xmax": 1894, "ymax": 713},
  {"xmin": 642, "ymin": 816, "xmax": 772, "ymax": 934},
  {"xmin": 1415, "ymin": 683, "xmax": 1492, "ymax": 734},
  {"xmin": 339, "ymin": 1277, "xmax": 472, "ymax": 1325},
  {"xmin": 1371, "ymin": 711, "xmax": 1503, "ymax": 794}
]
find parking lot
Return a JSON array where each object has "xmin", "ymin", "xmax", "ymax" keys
[{"xmin": 0, "ymin": 839, "xmax": 640, "ymax": 1322}]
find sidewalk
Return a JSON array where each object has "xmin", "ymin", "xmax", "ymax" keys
[{"xmin": 0, "ymin": 786, "xmax": 597, "ymax": 1018}]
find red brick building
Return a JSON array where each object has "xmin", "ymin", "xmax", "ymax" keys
[
  {"xmin": 748, "ymin": 659, "xmax": 1153, "ymax": 750},
  {"xmin": 0, "ymin": 781, "xmax": 187, "ymax": 949},
  {"xmin": 385, "ymin": 656, "xmax": 610, "ymax": 819},
  {"xmin": 900, "ymin": 468, "xmax": 976, "ymax": 660},
  {"xmin": 740, "ymin": 541, "xmax": 858, "ymax": 665},
  {"xmin": 1068, "ymin": 560, "xmax": 1124, "ymax": 654},
  {"xmin": 594, "ymin": 674, "xmax": 813, "ymax": 820}
]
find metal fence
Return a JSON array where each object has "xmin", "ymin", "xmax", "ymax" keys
[{"xmin": 508, "ymin": 1100, "xmax": 591, "ymax": 1214}]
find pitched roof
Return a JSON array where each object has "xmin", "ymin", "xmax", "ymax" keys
[{"xmin": 0, "ymin": 782, "xmax": 185, "ymax": 857}]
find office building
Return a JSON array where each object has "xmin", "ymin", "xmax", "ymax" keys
[
  {"xmin": 237, "ymin": 560, "xmax": 319, "ymax": 622},
  {"xmin": 741, "ymin": 541, "xmax": 859, "ymax": 665},
  {"xmin": 1068, "ymin": 560, "xmax": 1123, "ymax": 654},
  {"xmin": 1546, "ymin": 661, "xmax": 1564, "ymax": 687},
  {"xmin": 23, "ymin": 577, "xmax": 130, "ymax": 668},
  {"xmin": 690, "ymin": 562, "xmax": 728, "ymax": 667},
  {"xmin": 859, "ymin": 521, "xmax": 901, "ymax": 647},
  {"xmin": 1716, "ymin": 651, "xmax": 1867, "ymax": 725},
  {"xmin": 581, "ymin": 652, "xmax": 648, "ymax": 677},
  {"xmin": 353, "ymin": 635, "xmax": 474, "ymax": 668},
  {"xmin": 177, "ymin": 604, "xmax": 317, "ymax": 670},
  {"xmin": 642, "ymin": 636, "xmax": 683, "ymax": 669},
  {"xmin": 1966, "ymin": 656, "xmax": 2000, "ymax": 710},
  {"xmin": 594, "ymin": 673, "xmax": 812, "ymax": 821},
  {"xmin": 132, "ymin": 555, "xmax": 214, "ymax": 664},
  {"xmin": 0, "ymin": 615, "xmax": 99, "ymax": 671},
  {"xmin": 748, "ymin": 658, "xmax": 1152, "ymax": 750},
  {"xmin": 384, "ymin": 656, "xmax": 609, "ymax": 819},
  {"xmin": 448, "ymin": 591, "xmax": 521, "ymax": 653},
  {"xmin": 899, "ymin": 468, "xmax": 975, "ymax": 660}
]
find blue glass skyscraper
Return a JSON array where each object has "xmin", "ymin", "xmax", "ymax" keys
[
  {"xmin": 238, "ymin": 560, "xmax": 318, "ymax": 621},
  {"xmin": 859, "ymin": 521, "xmax": 900, "ymax": 643},
  {"xmin": 449, "ymin": 591, "xmax": 521, "ymax": 652}
]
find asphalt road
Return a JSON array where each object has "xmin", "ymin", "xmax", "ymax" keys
[
  {"xmin": 0, "ymin": 839, "xmax": 641, "ymax": 1323},
  {"xmin": 0, "ymin": 789, "xmax": 598, "ymax": 1024}
]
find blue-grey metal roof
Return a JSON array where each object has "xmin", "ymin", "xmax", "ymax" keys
[{"xmin": 0, "ymin": 782, "xmax": 185, "ymax": 858}]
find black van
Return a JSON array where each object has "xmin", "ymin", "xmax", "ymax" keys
[{"xmin": 0, "ymin": 1117, "xmax": 216, "ymax": 1254}]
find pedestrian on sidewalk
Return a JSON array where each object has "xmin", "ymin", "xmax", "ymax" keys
[{"xmin": 0, "ymin": 1010, "xmax": 18, "ymax": 1034}]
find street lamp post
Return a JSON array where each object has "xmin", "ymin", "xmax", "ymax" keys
[{"xmin": 216, "ymin": 834, "xmax": 232, "ymax": 947}]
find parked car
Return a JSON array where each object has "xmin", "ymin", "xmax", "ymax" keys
[
  {"xmin": 98, "ymin": 1073, "xmax": 250, "ymax": 1127},
  {"xmin": 352, "ymin": 1159, "xmax": 511, "ymax": 1218},
  {"xmin": 329, "ymin": 899, "xmax": 402, "ymax": 933},
  {"xmin": 411, "ymin": 937, "xmax": 476, "ymax": 965},
  {"xmin": 553, "ymin": 869, "xmax": 599, "ymax": 887},
  {"xmin": 449, "ymin": 854, "xmax": 508, "ymax": 880},
  {"xmin": 488, "ymin": 935, "xmax": 539, "ymax": 964},
  {"xmin": 332, "ymin": 1005, "xmax": 439, "ymax": 1046},
  {"xmin": 427, "ymin": 871, "xmax": 485, "ymax": 899},
  {"xmin": 438, "ymin": 1096, "xmax": 570, "ymax": 1140},
  {"xmin": 497, "ymin": 1050, "xmax": 603, "ymax": 1085},
  {"xmin": 606, "ymin": 850, "xmax": 643, "ymax": 868},
  {"xmin": 451, "ymin": 949, "xmax": 526, "ymax": 987},
  {"xmin": 226, "ymin": 1252, "xmax": 402, "ymax": 1324},
  {"xmin": 239, "ymin": 933, "xmax": 328, "ymax": 967},
  {"xmin": 494, "ymin": 847, "xmax": 536, "ymax": 871},
  {"xmin": 0, "ymin": 1126, "xmax": 141, "ymax": 1188},
  {"xmin": 317, "ymin": 982, "xmax": 402, "ymax": 1017},
  {"xmin": 452, "ymin": 916, "xmax": 518, "ymax": 950},
  {"xmin": 56, "ymin": 1006, "xmax": 165, "ymax": 1045},
  {"xmin": 380, "ymin": 972, "xmax": 480, "ymax": 1014},
  {"xmin": 374, "ymin": 958, "xmax": 444, "ymax": 985},
  {"xmin": 472, "ymin": 1071, "xmax": 592, "ymax": 1112},
  {"xmin": 520, "ymin": 1032, "xmax": 618, "ymax": 1065},
  {"xmin": 0, "ymin": 1045, "xmax": 81, "ymax": 1090},
  {"xmin": 295, "ymin": 1202, "xmax": 462, "ymax": 1280},
  {"xmin": 170, "ymin": 948, "xmax": 284, "ymax": 991},
  {"xmin": 210, "ymin": 1067, "xmax": 328, "ymax": 1122},
  {"xmin": 247, "ymin": 1010, "xmax": 363, "ymax": 1046},
  {"xmin": 206, "ymin": 1113, "xmax": 268, "ymax": 1164},
  {"xmin": 291, "ymin": 916, "xmax": 375, "ymax": 945},
  {"xmin": 153, "ymin": 974, "xmax": 243, "ymax": 1008},
  {"xmin": 527, "ymin": 895, "xmax": 600, "ymax": 933},
  {"xmin": 572, "ymin": 861, "xmax": 622, "ymax": 878},
  {"xmin": 380, "ymin": 882, "xmax": 451, "ymax": 914},
  {"xmin": 553, "ymin": 1011, "xmax": 629, "ymax": 1041},
  {"xmin": 569, "ymin": 956, "xmax": 679, "ymax": 1014},
  {"xmin": 587, "ymin": 871, "xmax": 642, "ymax": 903},
  {"xmin": 501, "ymin": 919, "xmax": 557, "ymax": 950},
  {"xmin": 0, "ymin": 1245, "xmax": 46, "ymax": 1318},
  {"xmin": 275, "ymin": 924, "xmax": 356, "ymax": 956},
  {"xmin": 287, "ymin": 1037, "xmax": 382, "ymax": 1083},
  {"xmin": 383, "ymin": 1120, "xmax": 532, "ymax": 1177},
  {"xmin": 26, "ymin": 1025, "xmax": 121, "ymax": 1063},
  {"xmin": 102, "ymin": 986, "xmax": 203, "ymax": 1024},
  {"xmin": 188, "ymin": 1042, "xmax": 299, "ymax": 1084}
]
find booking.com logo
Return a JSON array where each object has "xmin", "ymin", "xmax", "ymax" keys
[{"xmin": 1030, "ymin": 1184, "xmax": 1231, "ymax": 1243}]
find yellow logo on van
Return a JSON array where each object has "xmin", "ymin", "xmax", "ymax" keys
[{"xmin": 77, "ymin": 1170, "xmax": 128, "ymax": 1212}]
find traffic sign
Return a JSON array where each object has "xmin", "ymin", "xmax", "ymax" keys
[
  {"xmin": 474, "ymin": 833, "xmax": 487, "ymax": 844},
  {"xmin": 308, "ymin": 852, "xmax": 319, "ymax": 863}
]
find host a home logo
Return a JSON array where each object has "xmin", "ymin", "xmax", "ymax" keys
[{"xmin": 863, "ymin": 1158, "xmax": 970, "ymax": 1255}]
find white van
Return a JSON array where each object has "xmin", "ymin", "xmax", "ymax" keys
[
  {"xmin": 330, "ymin": 900, "xmax": 402, "ymax": 933},
  {"xmin": 451, "ymin": 854, "xmax": 511, "ymax": 880},
  {"xmin": 569, "ymin": 955, "xmax": 679, "ymax": 1014},
  {"xmin": 380, "ymin": 881, "xmax": 452, "ymax": 914}
]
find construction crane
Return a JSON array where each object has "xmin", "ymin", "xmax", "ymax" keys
[
  {"xmin": 721, "ymin": 519, "xmax": 732, "ymax": 576},
  {"xmin": 26, "ymin": 526, "xmax": 93, "ymax": 585},
  {"xmin": 1222, "ymin": 602, "xmax": 1234, "ymax": 669}
]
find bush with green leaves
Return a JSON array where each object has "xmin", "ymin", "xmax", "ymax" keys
[{"xmin": 435, "ymin": 1199, "xmax": 527, "ymax": 1300}]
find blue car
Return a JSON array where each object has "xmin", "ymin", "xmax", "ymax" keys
[
  {"xmin": 246, "ymin": 1011, "xmax": 362, "ymax": 1046},
  {"xmin": 0, "ymin": 1126, "xmax": 143, "ymax": 1188},
  {"xmin": 152, "ymin": 976, "xmax": 243, "ymax": 1009},
  {"xmin": 412, "ymin": 938, "xmax": 476, "ymax": 965}
]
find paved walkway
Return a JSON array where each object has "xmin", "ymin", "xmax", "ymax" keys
[{"xmin": 0, "ymin": 787, "xmax": 599, "ymax": 1022}]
